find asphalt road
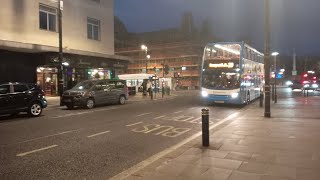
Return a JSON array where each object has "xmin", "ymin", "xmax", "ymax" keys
[{"xmin": 0, "ymin": 88, "xmax": 319, "ymax": 179}]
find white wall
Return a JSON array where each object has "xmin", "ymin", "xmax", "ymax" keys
[{"xmin": 0, "ymin": 0, "xmax": 114, "ymax": 55}]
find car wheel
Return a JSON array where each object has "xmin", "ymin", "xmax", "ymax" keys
[
  {"xmin": 86, "ymin": 98, "xmax": 95, "ymax": 109},
  {"xmin": 119, "ymin": 95, "xmax": 126, "ymax": 105},
  {"xmin": 28, "ymin": 102, "xmax": 42, "ymax": 117},
  {"xmin": 66, "ymin": 104, "xmax": 74, "ymax": 110}
]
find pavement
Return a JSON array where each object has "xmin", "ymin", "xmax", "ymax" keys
[{"xmin": 110, "ymin": 94, "xmax": 320, "ymax": 180}]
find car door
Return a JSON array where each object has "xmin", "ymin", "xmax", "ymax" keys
[
  {"xmin": 105, "ymin": 81, "xmax": 118, "ymax": 103},
  {"xmin": 92, "ymin": 81, "xmax": 107, "ymax": 105},
  {"xmin": 0, "ymin": 85, "xmax": 13, "ymax": 113},
  {"xmin": 12, "ymin": 84, "xmax": 30, "ymax": 110}
]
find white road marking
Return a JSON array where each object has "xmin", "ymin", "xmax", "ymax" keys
[
  {"xmin": 188, "ymin": 107, "xmax": 197, "ymax": 109},
  {"xmin": 87, "ymin": 131, "xmax": 110, "ymax": 138},
  {"xmin": 173, "ymin": 110, "xmax": 183, "ymax": 114},
  {"xmin": 126, "ymin": 122, "xmax": 143, "ymax": 127},
  {"xmin": 16, "ymin": 145, "xmax": 58, "ymax": 157},
  {"xmin": 109, "ymin": 111, "xmax": 240, "ymax": 180},
  {"xmin": 50, "ymin": 107, "xmax": 118, "ymax": 118},
  {"xmin": 153, "ymin": 115, "xmax": 166, "ymax": 119},
  {"xmin": 21, "ymin": 130, "xmax": 77, "ymax": 143},
  {"xmin": 136, "ymin": 112, "xmax": 152, "ymax": 117}
]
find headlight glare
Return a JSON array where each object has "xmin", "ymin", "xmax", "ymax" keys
[
  {"xmin": 231, "ymin": 93, "xmax": 239, "ymax": 98},
  {"xmin": 201, "ymin": 91, "xmax": 208, "ymax": 97}
]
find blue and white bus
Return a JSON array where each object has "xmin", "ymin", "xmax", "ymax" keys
[{"xmin": 200, "ymin": 42, "xmax": 264, "ymax": 105}]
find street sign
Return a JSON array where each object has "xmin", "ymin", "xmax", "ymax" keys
[
  {"xmin": 292, "ymin": 70, "xmax": 297, "ymax": 76},
  {"xmin": 60, "ymin": 0, "xmax": 63, "ymax": 10}
]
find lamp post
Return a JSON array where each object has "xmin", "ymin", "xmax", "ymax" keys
[
  {"xmin": 57, "ymin": 0, "xmax": 64, "ymax": 98},
  {"xmin": 272, "ymin": 52, "xmax": 279, "ymax": 103},
  {"xmin": 141, "ymin": 45, "xmax": 148, "ymax": 73},
  {"xmin": 264, "ymin": 0, "xmax": 271, "ymax": 117}
]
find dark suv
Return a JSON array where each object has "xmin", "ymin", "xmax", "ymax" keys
[
  {"xmin": 61, "ymin": 79, "xmax": 129, "ymax": 109},
  {"xmin": 0, "ymin": 82, "xmax": 47, "ymax": 117}
]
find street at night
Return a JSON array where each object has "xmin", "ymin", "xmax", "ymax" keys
[
  {"xmin": 1, "ymin": 88, "xmax": 320, "ymax": 179},
  {"xmin": 0, "ymin": 91, "xmax": 237, "ymax": 179},
  {"xmin": 2, "ymin": 0, "xmax": 320, "ymax": 179}
]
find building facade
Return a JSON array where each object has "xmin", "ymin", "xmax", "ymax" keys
[
  {"xmin": 116, "ymin": 42, "xmax": 204, "ymax": 90},
  {"xmin": 115, "ymin": 12, "xmax": 210, "ymax": 90},
  {"xmin": 0, "ymin": 0, "xmax": 130, "ymax": 96}
]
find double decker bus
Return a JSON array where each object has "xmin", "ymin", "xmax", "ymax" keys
[{"xmin": 200, "ymin": 42, "xmax": 264, "ymax": 105}]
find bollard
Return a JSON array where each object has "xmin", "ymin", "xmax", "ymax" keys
[
  {"xmin": 259, "ymin": 92, "xmax": 264, "ymax": 107},
  {"xmin": 275, "ymin": 94, "xmax": 277, "ymax": 103},
  {"xmin": 151, "ymin": 89, "xmax": 153, "ymax": 100},
  {"xmin": 307, "ymin": 89, "xmax": 309, "ymax": 97},
  {"xmin": 303, "ymin": 88, "xmax": 306, "ymax": 97},
  {"xmin": 201, "ymin": 108, "xmax": 209, "ymax": 147},
  {"xmin": 162, "ymin": 87, "xmax": 164, "ymax": 98},
  {"xmin": 271, "ymin": 84, "xmax": 275, "ymax": 101}
]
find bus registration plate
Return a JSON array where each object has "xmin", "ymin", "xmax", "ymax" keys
[{"xmin": 214, "ymin": 101, "xmax": 224, "ymax": 104}]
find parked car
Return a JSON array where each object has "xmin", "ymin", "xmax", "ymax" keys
[
  {"xmin": 0, "ymin": 82, "xmax": 47, "ymax": 117},
  {"xmin": 61, "ymin": 79, "xmax": 129, "ymax": 109}
]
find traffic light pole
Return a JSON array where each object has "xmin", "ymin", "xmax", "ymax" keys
[
  {"xmin": 264, "ymin": 0, "xmax": 271, "ymax": 117},
  {"xmin": 162, "ymin": 63, "xmax": 165, "ymax": 98}
]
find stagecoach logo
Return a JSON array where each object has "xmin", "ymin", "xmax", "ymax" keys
[{"xmin": 209, "ymin": 62, "xmax": 234, "ymax": 68}]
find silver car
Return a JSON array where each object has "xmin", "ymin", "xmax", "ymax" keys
[{"xmin": 61, "ymin": 79, "xmax": 128, "ymax": 109}]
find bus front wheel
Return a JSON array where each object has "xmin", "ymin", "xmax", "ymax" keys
[{"xmin": 246, "ymin": 92, "xmax": 250, "ymax": 104}]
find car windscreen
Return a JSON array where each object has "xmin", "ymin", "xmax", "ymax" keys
[{"xmin": 72, "ymin": 81, "xmax": 94, "ymax": 90}]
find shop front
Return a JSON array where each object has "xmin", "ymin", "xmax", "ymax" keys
[{"xmin": 36, "ymin": 67, "xmax": 58, "ymax": 96}]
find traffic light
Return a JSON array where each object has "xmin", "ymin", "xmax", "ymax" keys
[{"xmin": 164, "ymin": 64, "xmax": 169, "ymax": 75}]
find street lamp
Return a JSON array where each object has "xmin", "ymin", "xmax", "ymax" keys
[
  {"xmin": 141, "ymin": 45, "xmax": 148, "ymax": 73},
  {"xmin": 272, "ymin": 52, "xmax": 279, "ymax": 103},
  {"xmin": 264, "ymin": 0, "xmax": 271, "ymax": 117},
  {"xmin": 50, "ymin": 0, "xmax": 64, "ymax": 98}
]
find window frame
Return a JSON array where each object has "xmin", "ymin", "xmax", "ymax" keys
[
  {"xmin": 39, "ymin": 4, "xmax": 57, "ymax": 32},
  {"xmin": 87, "ymin": 17, "xmax": 101, "ymax": 41}
]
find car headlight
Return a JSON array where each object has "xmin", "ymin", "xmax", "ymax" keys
[
  {"xmin": 312, "ymin": 84, "xmax": 318, "ymax": 88},
  {"xmin": 304, "ymin": 84, "xmax": 309, "ymax": 88},
  {"xmin": 231, "ymin": 93, "xmax": 239, "ymax": 98},
  {"xmin": 286, "ymin": 81, "xmax": 293, "ymax": 86},
  {"xmin": 201, "ymin": 91, "xmax": 208, "ymax": 97}
]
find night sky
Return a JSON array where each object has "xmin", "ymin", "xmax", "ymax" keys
[{"xmin": 115, "ymin": 0, "xmax": 320, "ymax": 56}]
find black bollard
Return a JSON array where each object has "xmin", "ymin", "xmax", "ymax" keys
[
  {"xmin": 162, "ymin": 87, "xmax": 164, "ymax": 98},
  {"xmin": 307, "ymin": 89, "xmax": 309, "ymax": 97},
  {"xmin": 303, "ymin": 88, "xmax": 306, "ymax": 97},
  {"xmin": 201, "ymin": 109, "xmax": 209, "ymax": 147},
  {"xmin": 272, "ymin": 84, "xmax": 275, "ymax": 101},
  {"xmin": 151, "ymin": 89, "xmax": 153, "ymax": 100},
  {"xmin": 259, "ymin": 92, "xmax": 264, "ymax": 107}
]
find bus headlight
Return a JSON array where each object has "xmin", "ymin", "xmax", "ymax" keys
[
  {"xmin": 201, "ymin": 91, "xmax": 208, "ymax": 97},
  {"xmin": 231, "ymin": 93, "xmax": 239, "ymax": 98}
]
